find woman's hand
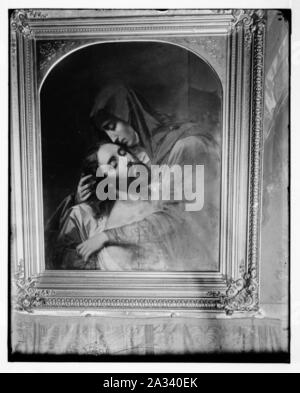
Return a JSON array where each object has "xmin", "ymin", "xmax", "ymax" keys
[
  {"xmin": 76, "ymin": 233, "xmax": 108, "ymax": 262},
  {"xmin": 75, "ymin": 175, "xmax": 95, "ymax": 204}
]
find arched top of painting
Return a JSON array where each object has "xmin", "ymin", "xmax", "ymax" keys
[{"xmin": 38, "ymin": 39, "xmax": 224, "ymax": 96}]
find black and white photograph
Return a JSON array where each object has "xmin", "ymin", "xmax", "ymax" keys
[{"xmin": 4, "ymin": 3, "xmax": 295, "ymax": 371}]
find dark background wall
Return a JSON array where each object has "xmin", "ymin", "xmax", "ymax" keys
[{"xmin": 40, "ymin": 41, "xmax": 222, "ymax": 223}]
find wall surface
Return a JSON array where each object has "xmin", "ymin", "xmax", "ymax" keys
[{"xmin": 260, "ymin": 11, "xmax": 289, "ymax": 307}]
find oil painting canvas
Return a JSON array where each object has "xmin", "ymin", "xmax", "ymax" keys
[{"xmin": 42, "ymin": 42, "xmax": 222, "ymax": 271}]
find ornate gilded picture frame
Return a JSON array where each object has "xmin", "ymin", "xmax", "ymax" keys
[{"xmin": 10, "ymin": 9, "xmax": 265, "ymax": 315}]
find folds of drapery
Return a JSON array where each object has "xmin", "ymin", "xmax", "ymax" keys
[{"xmin": 53, "ymin": 197, "xmax": 213, "ymax": 271}]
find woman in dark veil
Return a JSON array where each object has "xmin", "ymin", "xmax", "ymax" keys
[
  {"xmin": 45, "ymin": 81, "xmax": 221, "ymax": 271},
  {"xmin": 90, "ymin": 81, "xmax": 219, "ymax": 165}
]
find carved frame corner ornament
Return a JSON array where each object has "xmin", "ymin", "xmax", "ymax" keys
[
  {"xmin": 10, "ymin": 9, "xmax": 48, "ymax": 37},
  {"xmin": 207, "ymin": 267, "xmax": 259, "ymax": 315},
  {"xmin": 10, "ymin": 10, "xmax": 32, "ymax": 37},
  {"xmin": 13, "ymin": 260, "xmax": 54, "ymax": 313},
  {"xmin": 10, "ymin": 9, "xmax": 266, "ymax": 315},
  {"xmin": 222, "ymin": 268, "xmax": 259, "ymax": 315},
  {"xmin": 230, "ymin": 9, "xmax": 266, "ymax": 49}
]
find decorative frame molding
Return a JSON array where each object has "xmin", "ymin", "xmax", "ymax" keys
[
  {"xmin": 10, "ymin": 9, "xmax": 265, "ymax": 314},
  {"xmin": 13, "ymin": 260, "xmax": 54, "ymax": 313}
]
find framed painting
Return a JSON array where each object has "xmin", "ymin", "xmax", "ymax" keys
[{"xmin": 10, "ymin": 9, "xmax": 265, "ymax": 315}]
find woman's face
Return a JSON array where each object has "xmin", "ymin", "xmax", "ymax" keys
[{"xmin": 101, "ymin": 116, "xmax": 139, "ymax": 148}]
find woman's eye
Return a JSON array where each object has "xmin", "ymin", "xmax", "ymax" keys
[
  {"xmin": 108, "ymin": 121, "xmax": 116, "ymax": 130},
  {"xmin": 103, "ymin": 120, "xmax": 115, "ymax": 131}
]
